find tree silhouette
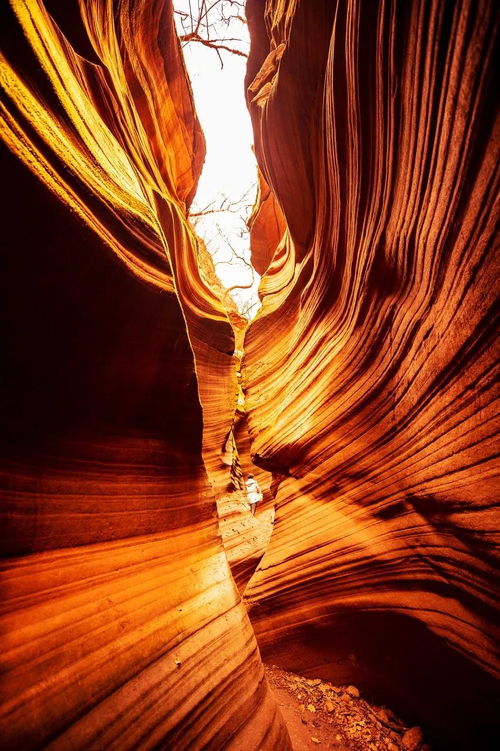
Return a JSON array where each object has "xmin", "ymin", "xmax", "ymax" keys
[{"xmin": 175, "ymin": 1, "xmax": 248, "ymax": 67}]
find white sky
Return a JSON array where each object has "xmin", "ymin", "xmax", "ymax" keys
[{"xmin": 173, "ymin": 1, "xmax": 260, "ymax": 317}]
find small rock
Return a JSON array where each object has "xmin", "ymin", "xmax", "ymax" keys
[
  {"xmin": 308, "ymin": 678, "xmax": 322, "ymax": 686},
  {"xmin": 385, "ymin": 742, "xmax": 399, "ymax": 751},
  {"xmin": 325, "ymin": 701, "xmax": 335, "ymax": 713},
  {"xmin": 307, "ymin": 703, "xmax": 316, "ymax": 712},
  {"xmin": 402, "ymin": 726, "xmax": 424, "ymax": 751},
  {"xmin": 379, "ymin": 707, "xmax": 401, "ymax": 726},
  {"xmin": 346, "ymin": 685, "xmax": 360, "ymax": 698},
  {"xmin": 377, "ymin": 708, "xmax": 390, "ymax": 724},
  {"xmin": 174, "ymin": 659, "xmax": 181, "ymax": 668},
  {"xmin": 311, "ymin": 738, "xmax": 321, "ymax": 745}
]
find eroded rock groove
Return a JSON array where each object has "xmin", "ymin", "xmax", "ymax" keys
[{"xmin": 0, "ymin": 1, "xmax": 498, "ymax": 750}]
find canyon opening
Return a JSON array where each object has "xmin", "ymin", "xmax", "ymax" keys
[
  {"xmin": 0, "ymin": 2, "xmax": 498, "ymax": 751},
  {"xmin": 174, "ymin": 0, "xmax": 261, "ymax": 319}
]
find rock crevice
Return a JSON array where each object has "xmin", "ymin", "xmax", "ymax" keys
[{"xmin": 0, "ymin": 1, "xmax": 498, "ymax": 750}]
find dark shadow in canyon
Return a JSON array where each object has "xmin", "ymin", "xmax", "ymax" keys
[{"xmin": 257, "ymin": 611, "xmax": 500, "ymax": 751}]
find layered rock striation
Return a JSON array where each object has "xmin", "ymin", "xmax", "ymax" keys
[
  {"xmin": 1, "ymin": 0, "xmax": 499, "ymax": 749},
  {"xmin": 243, "ymin": 1, "xmax": 499, "ymax": 748},
  {"xmin": 0, "ymin": 1, "xmax": 290, "ymax": 749}
]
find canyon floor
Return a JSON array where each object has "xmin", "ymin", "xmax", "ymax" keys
[
  {"xmin": 220, "ymin": 502, "xmax": 434, "ymax": 750},
  {"xmin": 265, "ymin": 665, "xmax": 430, "ymax": 751}
]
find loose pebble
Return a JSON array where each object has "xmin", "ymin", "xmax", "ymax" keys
[
  {"xmin": 402, "ymin": 726, "xmax": 423, "ymax": 751},
  {"xmin": 265, "ymin": 665, "xmax": 429, "ymax": 751}
]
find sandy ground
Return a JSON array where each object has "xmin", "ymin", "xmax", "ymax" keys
[
  {"xmin": 216, "ymin": 499, "xmax": 431, "ymax": 751},
  {"xmin": 266, "ymin": 665, "xmax": 431, "ymax": 751}
]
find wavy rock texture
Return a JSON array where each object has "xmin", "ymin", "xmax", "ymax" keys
[
  {"xmin": 243, "ymin": 1, "xmax": 499, "ymax": 748},
  {"xmin": 0, "ymin": 1, "xmax": 291, "ymax": 749},
  {"xmin": 218, "ymin": 407, "xmax": 275, "ymax": 592}
]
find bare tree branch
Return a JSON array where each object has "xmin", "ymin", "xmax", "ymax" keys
[
  {"xmin": 175, "ymin": 0, "xmax": 248, "ymax": 66},
  {"xmin": 179, "ymin": 32, "xmax": 247, "ymax": 60}
]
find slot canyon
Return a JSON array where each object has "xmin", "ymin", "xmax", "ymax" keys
[{"xmin": 0, "ymin": 1, "xmax": 499, "ymax": 749}]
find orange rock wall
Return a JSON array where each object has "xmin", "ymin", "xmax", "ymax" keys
[
  {"xmin": 0, "ymin": 1, "xmax": 290, "ymax": 749},
  {"xmin": 244, "ymin": 1, "xmax": 499, "ymax": 748}
]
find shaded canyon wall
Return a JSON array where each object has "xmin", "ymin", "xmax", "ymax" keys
[
  {"xmin": 0, "ymin": 1, "xmax": 290, "ymax": 749},
  {"xmin": 243, "ymin": 0, "xmax": 499, "ymax": 749}
]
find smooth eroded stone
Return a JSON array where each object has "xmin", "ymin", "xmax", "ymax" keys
[
  {"xmin": 243, "ymin": 1, "xmax": 500, "ymax": 749},
  {"xmin": 0, "ymin": 2, "xmax": 291, "ymax": 749}
]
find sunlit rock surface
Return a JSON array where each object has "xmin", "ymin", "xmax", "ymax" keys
[
  {"xmin": 0, "ymin": 2, "xmax": 291, "ymax": 749},
  {"xmin": 1, "ymin": 0, "xmax": 499, "ymax": 748},
  {"xmin": 244, "ymin": 1, "xmax": 499, "ymax": 749},
  {"xmin": 217, "ymin": 405, "xmax": 275, "ymax": 592}
]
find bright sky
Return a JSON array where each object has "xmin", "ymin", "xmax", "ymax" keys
[{"xmin": 173, "ymin": 0, "xmax": 260, "ymax": 318}]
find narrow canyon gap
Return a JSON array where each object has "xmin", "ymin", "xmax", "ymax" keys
[
  {"xmin": 173, "ymin": 0, "xmax": 261, "ymax": 318},
  {"xmin": 0, "ymin": 2, "xmax": 499, "ymax": 751}
]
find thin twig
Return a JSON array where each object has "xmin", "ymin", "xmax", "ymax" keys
[{"xmin": 178, "ymin": 32, "xmax": 247, "ymax": 58}]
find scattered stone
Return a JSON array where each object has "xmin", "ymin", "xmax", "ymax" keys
[
  {"xmin": 311, "ymin": 738, "xmax": 321, "ymax": 744},
  {"xmin": 402, "ymin": 726, "xmax": 423, "ymax": 751},
  {"xmin": 264, "ymin": 665, "xmax": 430, "ymax": 751},
  {"xmin": 174, "ymin": 659, "xmax": 181, "ymax": 668}
]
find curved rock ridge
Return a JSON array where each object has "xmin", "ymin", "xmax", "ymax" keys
[
  {"xmin": 243, "ymin": 0, "xmax": 499, "ymax": 747},
  {"xmin": 248, "ymin": 168, "xmax": 286, "ymax": 276},
  {"xmin": 0, "ymin": 2, "xmax": 291, "ymax": 749},
  {"xmin": 218, "ymin": 403, "xmax": 276, "ymax": 592}
]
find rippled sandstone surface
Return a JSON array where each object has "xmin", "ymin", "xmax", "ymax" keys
[
  {"xmin": 0, "ymin": 1, "xmax": 290, "ymax": 749},
  {"xmin": 243, "ymin": 1, "xmax": 499, "ymax": 749},
  {"xmin": 0, "ymin": 1, "xmax": 499, "ymax": 751}
]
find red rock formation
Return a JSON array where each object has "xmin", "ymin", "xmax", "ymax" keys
[
  {"xmin": 247, "ymin": 168, "xmax": 286, "ymax": 277},
  {"xmin": 244, "ymin": 1, "xmax": 499, "ymax": 748},
  {"xmin": 2, "ymin": 0, "xmax": 499, "ymax": 748},
  {"xmin": 0, "ymin": 1, "xmax": 291, "ymax": 749}
]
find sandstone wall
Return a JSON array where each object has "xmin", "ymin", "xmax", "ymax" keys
[
  {"xmin": 0, "ymin": 2, "xmax": 290, "ymax": 748},
  {"xmin": 244, "ymin": 1, "xmax": 499, "ymax": 748}
]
